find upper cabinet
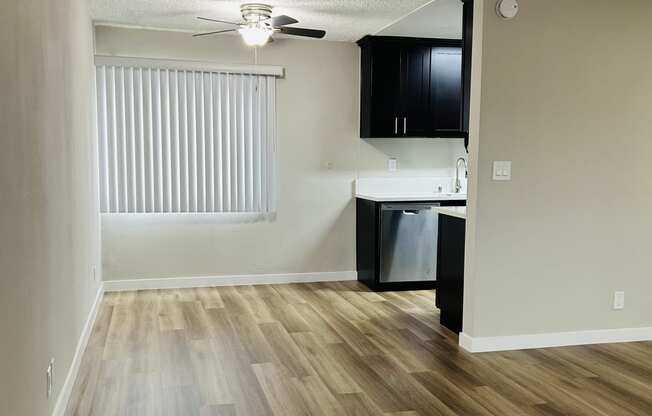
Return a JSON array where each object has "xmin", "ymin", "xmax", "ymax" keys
[
  {"xmin": 358, "ymin": 36, "xmax": 466, "ymax": 139},
  {"xmin": 430, "ymin": 46, "xmax": 463, "ymax": 132}
]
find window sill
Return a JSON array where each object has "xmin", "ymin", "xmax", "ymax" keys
[{"xmin": 101, "ymin": 212, "xmax": 276, "ymax": 224}]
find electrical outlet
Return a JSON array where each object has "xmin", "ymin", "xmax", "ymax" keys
[
  {"xmin": 46, "ymin": 359, "xmax": 54, "ymax": 399},
  {"xmin": 388, "ymin": 158, "xmax": 397, "ymax": 172},
  {"xmin": 613, "ymin": 291, "xmax": 625, "ymax": 310}
]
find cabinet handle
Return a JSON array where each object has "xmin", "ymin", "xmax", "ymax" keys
[
  {"xmin": 403, "ymin": 117, "xmax": 407, "ymax": 135},
  {"xmin": 394, "ymin": 117, "xmax": 398, "ymax": 135}
]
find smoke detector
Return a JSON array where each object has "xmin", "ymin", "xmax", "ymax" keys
[{"xmin": 496, "ymin": 0, "xmax": 519, "ymax": 19}]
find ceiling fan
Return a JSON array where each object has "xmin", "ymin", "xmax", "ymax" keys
[{"xmin": 193, "ymin": 3, "xmax": 326, "ymax": 47}]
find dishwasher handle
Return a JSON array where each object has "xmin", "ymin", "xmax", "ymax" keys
[{"xmin": 381, "ymin": 203, "xmax": 441, "ymax": 212}]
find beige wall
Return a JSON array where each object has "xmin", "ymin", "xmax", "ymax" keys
[
  {"xmin": 464, "ymin": 0, "xmax": 652, "ymax": 337},
  {"xmin": 0, "ymin": 0, "xmax": 101, "ymax": 414},
  {"xmin": 96, "ymin": 26, "xmax": 465, "ymax": 280},
  {"xmin": 97, "ymin": 27, "xmax": 358, "ymax": 280}
]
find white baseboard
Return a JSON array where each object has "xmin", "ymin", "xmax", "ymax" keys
[
  {"xmin": 103, "ymin": 271, "xmax": 358, "ymax": 292},
  {"xmin": 52, "ymin": 283, "xmax": 105, "ymax": 416},
  {"xmin": 459, "ymin": 326, "xmax": 652, "ymax": 353}
]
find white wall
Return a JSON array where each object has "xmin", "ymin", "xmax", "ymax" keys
[
  {"xmin": 463, "ymin": 0, "xmax": 652, "ymax": 338},
  {"xmin": 0, "ymin": 0, "xmax": 101, "ymax": 414},
  {"xmin": 358, "ymin": 138, "xmax": 466, "ymax": 178},
  {"xmin": 96, "ymin": 26, "xmax": 465, "ymax": 281}
]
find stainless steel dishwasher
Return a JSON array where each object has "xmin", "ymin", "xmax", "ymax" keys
[{"xmin": 379, "ymin": 203, "xmax": 440, "ymax": 283}]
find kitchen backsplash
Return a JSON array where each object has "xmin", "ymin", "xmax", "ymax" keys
[
  {"xmin": 357, "ymin": 137, "xmax": 467, "ymax": 178},
  {"xmin": 356, "ymin": 176, "xmax": 466, "ymax": 196}
]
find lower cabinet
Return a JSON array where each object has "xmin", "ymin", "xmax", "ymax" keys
[
  {"xmin": 356, "ymin": 198, "xmax": 466, "ymax": 291},
  {"xmin": 436, "ymin": 214, "xmax": 466, "ymax": 334}
]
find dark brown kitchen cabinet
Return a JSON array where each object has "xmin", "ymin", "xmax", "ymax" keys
[
  {"xmin": 363, "ymin": 41, "xmax": 401, "ymax": 137},
  {"xmin": 403, "ymin": 44, "xmax": 432, "ymax": 136},
  {"xmin": 357, "ymin": 36, "xmax": 466, "ymax": 139},
  {"xmin": 431, "ymin": 46, "xmax": 463, "ymax": 132}
]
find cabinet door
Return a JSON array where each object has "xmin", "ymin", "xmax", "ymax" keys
[
  {"xmin": 370, "ymin": 43, "xmax": 402, "ymax": 137},
  {"xmin": 401, "ymin": 45, "xmax": 431, "ymax": 137},
  {"xmin": 430, "ymin": 46, "xmax": 463, "ymax": 132}
]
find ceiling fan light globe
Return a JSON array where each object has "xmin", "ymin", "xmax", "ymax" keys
[{"xmin": 238, "ymin": 25, "xmax": 272, "ymax": 46}]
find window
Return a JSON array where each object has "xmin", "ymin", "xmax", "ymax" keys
[{"xmin": 94, "ymin": 56, "xmax": 281, "ymax": 214}]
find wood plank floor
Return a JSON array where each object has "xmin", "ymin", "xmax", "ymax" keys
[{"xmin": 66, "ymin": 281, "xmax": 652, "ymax": 416}]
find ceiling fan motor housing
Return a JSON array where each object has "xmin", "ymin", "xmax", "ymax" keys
[{"xmin": 240, "ymin": 3, "xmax": 273, "ymax": 23}]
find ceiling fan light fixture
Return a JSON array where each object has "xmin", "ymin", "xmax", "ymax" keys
[
  {"xmin": 238, "ymin": 23, "xmax": 272, "ymax": 46},
  {"xmin": 194, "ymin": 3, "xmax": 325, "ymax": 43}
]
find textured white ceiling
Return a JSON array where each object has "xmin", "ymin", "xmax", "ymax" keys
[{"xmin": 90, "ymin": 0, "xmax": 434, "ymax": 42}]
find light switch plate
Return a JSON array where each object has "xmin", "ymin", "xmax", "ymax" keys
[
  {"xmin": 493, "ymin": 161, "xmax": 512, "ymax": 181},
  {"xmin": 613, "ymin": 291, "xmax": 625, "ymax": 310},
  {"xmin": 388, "ymin": 158, "xmax": 398, "ymax": 172}
]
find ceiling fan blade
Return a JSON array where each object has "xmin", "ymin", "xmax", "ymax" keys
[
  {"xmin": 193, "ymin": 29, "xmax": 237, "ymax": 37},
  {"xmin": 196, "ymin": 16, "xmax": 240, "ymax": 26},
  {"xmin": 270, "ymin": 15, "xmax": 298, "ymax": 27},
  {"xmin": 279, "ymin": 27, "xmax": 326, "ymax": 39}
]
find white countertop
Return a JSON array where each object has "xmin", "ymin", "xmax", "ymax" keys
[
  {"xmin": 434, "ymin": 206, "xmax": 467, "ymax": 219},
  {"xmin": 355, "ymin": 192, "xmax": 467, "ymax": 202},
  {"xmin": 354, "ymin": 177, "xmax": 467, "ymax": 202}
]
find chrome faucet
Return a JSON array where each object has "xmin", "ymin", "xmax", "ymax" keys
[{"xmin": 455, "ymin": 157, "xmax": 468, "ymax": 193}]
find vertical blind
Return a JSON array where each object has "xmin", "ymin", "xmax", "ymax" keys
[{"xmin": 95, "ymin": 56, "xmax": 280, "ymax": 214}]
